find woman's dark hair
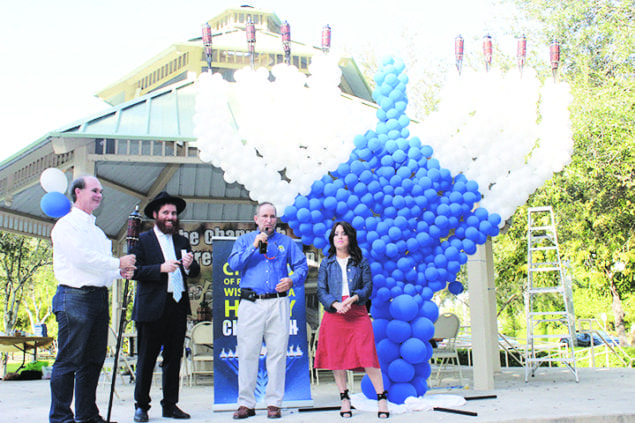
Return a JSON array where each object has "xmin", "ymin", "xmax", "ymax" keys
[{"xmin": 328, "ymin": 221, "xmax": 363, "ymax": 263}]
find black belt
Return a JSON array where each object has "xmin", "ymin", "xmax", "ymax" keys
[
  {"xmin": 256, "ymin": 292, "xmax": 287, "ymax": 299},
  {"xmin": 60, "ymin": 284, "xmax": 107, "ymax": 292},
  {"xmin": 240, "ymin": 289, "xmax": 287, "ymax": 301}
]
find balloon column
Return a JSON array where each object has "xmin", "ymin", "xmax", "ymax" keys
[
  {"xmin": 281, "ymin": 57, "xmax": 500, "ymax": 403},
  {"xmin": 39, "ymin": 168, "xmax": 71, "ymax": 218}
]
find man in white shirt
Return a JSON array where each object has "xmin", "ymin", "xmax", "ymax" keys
[{"xmin": 49, "ymin": 176, "xmax": 136, "ymax": 423}]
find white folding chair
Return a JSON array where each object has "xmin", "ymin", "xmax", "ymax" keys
[
  {"xmin": 190, "ymin": 322, "xmax": 214, "ymax": 385},
  {"xmin": 431, "ymin": 312, "xmax": 464, "ymax": 386}
]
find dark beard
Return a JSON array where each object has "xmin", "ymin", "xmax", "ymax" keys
[{"xmin": 156, "ymin": 217, "xmax": 180, "ymax": 234}]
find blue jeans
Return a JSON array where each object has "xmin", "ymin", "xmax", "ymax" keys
[{"xmin": 49, "ymin": 285, "xmax": 109, "ymax": 423}]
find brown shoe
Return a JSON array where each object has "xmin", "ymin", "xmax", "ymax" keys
[
  {"xmin": 233, "ymin": 406, "xmax": 256, "ymax": 419},
  {"xmin": 267, "ymin": 406, "xmax": 281, "ymax": 419}
]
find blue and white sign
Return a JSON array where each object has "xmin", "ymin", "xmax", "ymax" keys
[{"xmin": 212, "ymin": 238, "xmax": 313, "ymax": 410}]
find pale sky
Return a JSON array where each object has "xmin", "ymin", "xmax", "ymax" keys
[{"xmin": 0, "ymin": 0, "xmax": 505, "ymax": 161}]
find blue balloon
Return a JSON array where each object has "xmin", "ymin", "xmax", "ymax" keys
[
  {"xmin": 424, "ymin": 267, "xmax": 438, "ymax": 281},
  {"xmin": 385, "ymin": 319, "xmax": 412, "ymax": 343},
  {"xmin": 420, "ymin": 286, "xmax": 433, "ymax": 301},
  {"xmin": 448, "ymin": 281, "xmax": 464, "ymax": 295},
  {"xmin": 371, "ymin": 301, "xmax": 392, "ymax": 320},
  {"xmin": 465, "ymin": 226, "xmax": 479, "ymax": 241},
  {"xmin": 400, "ymin": 338, "xmax": 427, "ymax": 364},
  {"xmin": 314, "ymin": 237, "xmax": 327, "ymax": 250},
  {"xmin": 376, "ymin": 338, "xmax": 401, "ymax": 364},
  {"xmin": 296, "ymin": 208, "xmax": 310, "ymax": 223},
  {"xmin": 488, "ymin": 213, "xmax": 502, "ymax": 226},
  {"xmin": 388, "ymin": 226, "xmax": 402, "ymax": 241},
  {"xmin": 462, "ymin": 239, "xmax": 477, "ymax": 254},
  {"xmin": 313, "ymin": 222, "xmax": 326, "ymax": 236},
  {"xmin": 421, "ymin": 300, "xmax": 439, "ymax": 321},
  {"xmin": 283, "ymin": 205, "xmax": 297, "ymax": 220},
  {"xmin": 385, "ymin": 243, "xmax": 399, "ymax": 258},
  {"xmin": 414, "ymin": 362, "xmax": 432, "ymax": 380},
  {"xmin": 388, "ymin": 359, "xmax": 415, "ymax": 383},
  {"xmin": 389, "ymin": 295, "xmax": 418, "ymax": 321},
  {"xmin": 428, "ymin": 280, "xmax": 445, "ymax": 291},
  {"xmin": 40, "ymin": 192, "xmax": 71, "ymax": 218},
  {"xmin": 411, "ymin": 376, "xmax": 428, "ymax": 397},
  {"xmin": 388, "ymin": 382, "xmax": 417, "ymax": 404},
  {"xmin": 411, "ymin": 316, "xmax": 435, "ymax": 341},
  {"xmin": 434, "ymin": 254, "xmax": 448, "ymax": 268},
  {"xmin": 373, "ymin": 318, "xmax": 390, "ymax": 341}
]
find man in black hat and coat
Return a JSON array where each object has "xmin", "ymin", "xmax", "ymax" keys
[{"xmin": 131, "ymin": 192, "xmax": 200, "ymax": 422}]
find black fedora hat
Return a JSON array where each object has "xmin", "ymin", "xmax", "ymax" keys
[{"xmin": 144, "ymin": 192, "xmax": 186, "ymax": 218}]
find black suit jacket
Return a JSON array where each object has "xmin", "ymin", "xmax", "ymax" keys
[{"xmin": 131, "ymin": 229, "xmax": 200, "ymax": 322}]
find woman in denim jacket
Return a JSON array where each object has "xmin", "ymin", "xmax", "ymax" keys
[{"xmin": 314, "ymin": 221, "xmax": 389, "ymax": 419}]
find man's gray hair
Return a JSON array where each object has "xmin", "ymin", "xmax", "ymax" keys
[{"xmin": 256, "ymin": 202, "xmax": 277, "ymax": 216}]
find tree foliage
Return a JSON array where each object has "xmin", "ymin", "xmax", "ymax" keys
[
  {"xmin": 499, "ymin": 0, "xmax": 635, "ymax": 341},
  {"xmin": 0, "ymin": 232, "xmax": 53, "ymax": 334}
]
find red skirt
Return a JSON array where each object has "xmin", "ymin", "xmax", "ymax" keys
[{"xmin": 314, "ymin": 303, "xmax": 380, "ymax": 371}]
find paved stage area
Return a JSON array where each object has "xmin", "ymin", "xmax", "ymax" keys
[{"xmin": 1, "ymin": 367, "xmax": 634, "ymax": 422}]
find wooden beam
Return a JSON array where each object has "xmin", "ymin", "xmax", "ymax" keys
[{"xmin": 99, "ymin": 176, "xmax": 146, "ymax": 200}]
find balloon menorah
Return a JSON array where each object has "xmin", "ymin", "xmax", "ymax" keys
[{"xmin": 194, "ymin": 50, "xmax": 573, "ymax": 403}]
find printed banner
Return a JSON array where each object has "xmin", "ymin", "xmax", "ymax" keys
[{"xmin": 212, "ymin": 238, "xmax": 313, "ymax": 410}]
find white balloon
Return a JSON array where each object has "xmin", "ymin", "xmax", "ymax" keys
[{"xmin": 40, "ymin": 168, "xmax": 68, "ymax": 193}]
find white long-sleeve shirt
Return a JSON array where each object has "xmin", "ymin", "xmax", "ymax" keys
[{"xmin": 51, "ymin": 207, "xmax": 120, "ymax": 288}]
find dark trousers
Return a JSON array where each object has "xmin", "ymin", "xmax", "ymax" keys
[
  {"xmin": 134, "ymin": 297, "xmax": 187, "ymax": 411},
  {"xmin": 49, "ymin": 285, "xmax": 109, "ymax": 423}
]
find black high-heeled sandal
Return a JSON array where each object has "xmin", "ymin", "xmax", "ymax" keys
[
  {"xmin": 339, "ymin": 389, "xmax": 352, "ymax": 418},
  {"xmin": 377, "ymin": 390, "xmax": 390, "ymax": 419}
]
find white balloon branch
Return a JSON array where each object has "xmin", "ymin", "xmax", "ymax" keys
[
  {"xmin": 411, "ymin": 67, "xmax": 573, "ymax": 223},
  {"xmin": 194, "ymin": 53, "xmax": 376, "ymax": 212}
]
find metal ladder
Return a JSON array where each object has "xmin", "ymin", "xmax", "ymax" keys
[{"xmin": 524, "ymin": 206, "xmax": 578, "ymax": 382}]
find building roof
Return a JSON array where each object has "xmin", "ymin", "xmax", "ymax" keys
[
  {"xmin": 0, "ymin": 5, "xmax": 374, "ymax": 244},
  {"xmin": 0, "ymin": 79, "xmax": 255, "ymax": 242}
]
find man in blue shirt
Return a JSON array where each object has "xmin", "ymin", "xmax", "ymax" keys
[{"xmin": 228, "ymin": 202, "xmax": 308, "ymax": 419}]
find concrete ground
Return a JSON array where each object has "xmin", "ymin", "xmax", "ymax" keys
[{"xmin": 1, "ymin": 367, "xmax": 635, "ymax": 422}]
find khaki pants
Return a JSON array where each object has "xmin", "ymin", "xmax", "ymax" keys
[{"xmin": 236, "ymin": 297, "xmax": 290, "ymax": 408}]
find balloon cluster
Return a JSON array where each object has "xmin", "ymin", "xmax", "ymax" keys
[
  {"xmin": 39, "ymin": 168, "xmax": 71, "ymax": 218},
  {"xmin": 411, "ymin": 68, "xmax": 574, "ymax": 222},
  {"xmin": 193, "ymin": 49, "xmax": 574, "ymax": 404},
  {"xmin": 282, "ymin": 57, "xmax": 501, "ymax": 403},
  {"xmin": 194, "ymin": 53, "xmax": 376, "ymax": 211}
]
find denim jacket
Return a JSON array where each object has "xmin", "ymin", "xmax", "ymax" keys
[{"xmin": 317, "ymin": 255, "xmax": 372, "ymax": 313}]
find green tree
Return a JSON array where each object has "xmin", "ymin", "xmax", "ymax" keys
[
  {"xmin": 23, "ymin": 265, "xmax": 57, "ymax": 333},
  {"xmin": 506, "ymin": 0, "xmax": 635, "ymax": 342},
  {"xmin": 0, "ymin": 232, "xmax": 52, "ymax": 334}
]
